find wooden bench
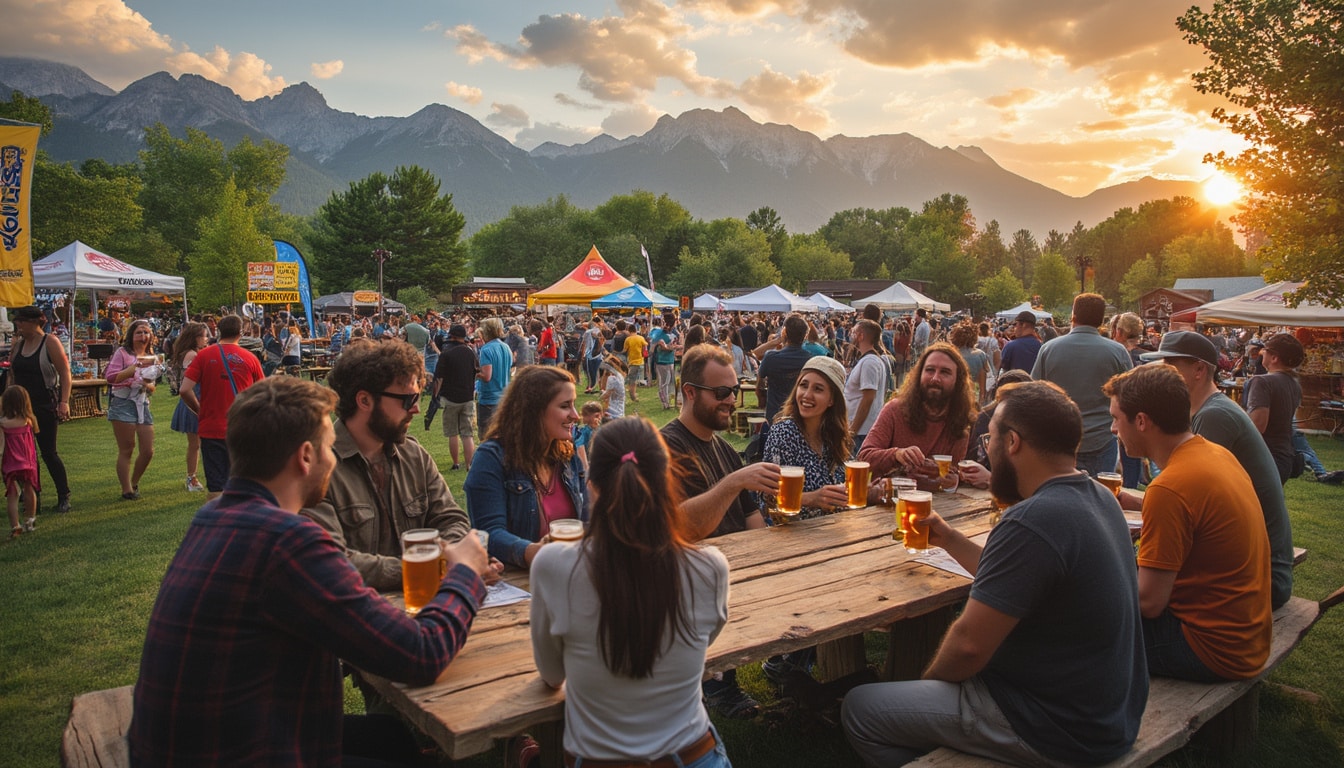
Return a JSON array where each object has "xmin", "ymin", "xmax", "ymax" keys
[
  {"xmin": 907, "ymin": 585, "xmax": 1343, "ymax": 768},
  {"xmin": 733, "ymin": 408, "xmax": 764, "ymax": 435}
]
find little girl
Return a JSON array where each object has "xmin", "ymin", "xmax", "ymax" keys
[
  {"xmin": 572, "ymin": 401, "xmax": 604, "ymax": 471},
  {"xmin": 1, "ymin": 385, "xmax": 41, "ymax": 539}
]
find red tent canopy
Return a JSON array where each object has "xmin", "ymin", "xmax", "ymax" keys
[{"xmin": 527, "ymin": 246, "xmax": 634, "ymax": 307}]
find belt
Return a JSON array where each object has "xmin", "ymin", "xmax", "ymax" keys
[{"xmin": 563, "ymin": 729, "xmax": 716, "ymax": 768}]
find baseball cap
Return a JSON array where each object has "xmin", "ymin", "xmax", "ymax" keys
[
  {"xmin": 1139, "ymin": 330, "xmax": 1218, "ymax": 366},
  {"xmin": 12, "ymin": 305, "xmax": 45, "ymax": 322},
  {"xmin": 1247, "ymin": 339, "xmax": 1265, "ymax": 349},
  {"xmin": 800, "ymin": 356, "xmax": 846, "ymax": 394},
  {"xmin": 1014, "ymin": 310, "xmax": 1038, "ymax": 325},
  {"xmin": 448, "ymin": 324, "xmax": 467, "ymax": 338}
]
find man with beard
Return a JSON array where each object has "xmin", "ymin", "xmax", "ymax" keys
[
  {"xmin": 130, "ymin": 376, "xmax": 492, "ymax": 767},
  {"xmin": 843, "ymin": 381, "xmax": 1147, "ymax": 767},
  {"xmin": 302, "ymin": 339, "xmax": 476, "ymax": 591},
  {"xmin": 858, "ymin": 343, "xmax": 977, "ymax": 477},
  {"xmin": 660, "ymin": 344, "xmax": 775, "ymax": 719}
]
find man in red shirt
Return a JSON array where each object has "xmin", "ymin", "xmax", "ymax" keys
[
  {"xmin": 181, "ymin": 314, "xmax": 266, "ymax": 496},
  {"xmin": 857, "ymin": 342, "xmax": 977, "ymax": 477}
]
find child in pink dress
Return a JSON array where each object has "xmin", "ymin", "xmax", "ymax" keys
[{"xmin": 2, "ymin": 385, "xmax": 41, "ymax": 539}]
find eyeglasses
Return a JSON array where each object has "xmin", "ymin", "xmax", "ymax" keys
[
  {"xmin": 378, "ymin": 391, "xmax": 421, "ymax": 410},
  {"xmin": 686, "ymin": 382, "xmax": 740, "ymax": 401}
]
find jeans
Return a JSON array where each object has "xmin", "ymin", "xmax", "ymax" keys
[
  {"xmin": 1142, "ymin": 609, "xmax": 1226, "ymax": 683},
  {"xmin": 585, "ymin": 356, "xmax": 602, "ymax": 390},
  {"xmin": 568, "ymin": 725, "xmax": 731, "ymax": 768},
  {"xmin": 1075, "ymin": 437, "xmax": 1119, "ymax": 478},
  {"xmin": 842, "ymin": 676, "xmax": 1068, "ymax": 767},
  {"xmin": 656, "ymin": 362, "xmax": 676, "ymax": 407},
  {"xmin": 34, "ymin": 405, "xmax": 70, "ymax": 500},
  {"xmin": 1293, "ymin": 430, "xmax": 1326, "ymax": 476}
]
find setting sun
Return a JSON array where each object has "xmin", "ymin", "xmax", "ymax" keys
[{"xmin": 1203, "ymin": 173, "xmax": 1245, "ymax": 206}]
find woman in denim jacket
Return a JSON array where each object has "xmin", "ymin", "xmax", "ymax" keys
[{"xmin": 465, "ymin": 365, "xmax": 588, "ymax": 568}]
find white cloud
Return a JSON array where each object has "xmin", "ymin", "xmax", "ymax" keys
[
  {"xmin": 735, "ymin": 65, "xmax": 832, "ymax": 132},
  {"xmin": 310, "ymin": 60, "xmax": 344, "ymax": 79},
  {"xmin": 485, "ymin": 102, "xmax": 531, "ymax": 128},
  {"xmin": 446, "ymin": 81, "xmax": 483, "ymax": 105},
  {"xmin": 166, "ymin": 46, "xmax": 285, "ymax": 100},
  {"xmin": 601, "ymin": 104, "xmax": 662, "ymax": 138}
]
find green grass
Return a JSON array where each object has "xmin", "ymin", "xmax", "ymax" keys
[{"xmin": 2, "ymin": 382, "xmax": 1342, "ymax": 767}]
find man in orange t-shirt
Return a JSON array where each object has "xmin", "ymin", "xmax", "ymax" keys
[{"xmin": 1105, "ymin": 364, "xmax": 1271, "ymax": 682}]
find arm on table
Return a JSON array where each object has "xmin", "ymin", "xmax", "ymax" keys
[{"xmin": 680, "ymin": 462, "xmax": 779, "ymax": 541}]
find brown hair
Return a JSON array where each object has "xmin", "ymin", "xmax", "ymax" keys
[
  {"xmin": 216, "ymin": 314, "xmax": 243, "ymax": 340},
  {"xmin": 778, "ymin": 369, "xmax": 852, "ymax": 474},
  {"xmin": 1, "ymin": 385, "xmax": 38, "ymax": 431},
  {"xmin": 171, "ymin": 322, "xmax": 208, "ymax": 377},
  {"xmin": 484, "ymin": 365, "xmax": 576, "ymax": 475},
  {"xmin": 327, "ymin": 339, "xmax": 425, "ymax": 420},
  {"xmin": 898, "ymin": 342, "xmax": 977, "ymax": 438},
  {"xmin": 120, "ymin": 319, "xmax": 153, "ymax": 353},
  {"xmin": 1263, "ymin": 333, "xmax": 1305, "ymax": 369},
  {"xmin": 227, "ymin": 377, "xmax": 338, "ymax": 481},
  {"xmin": 994, "ymin": 380, "xmax": 1081, "ymax": 458},
  {"xmin": 583, "ymin": 417, "xmax": 692, "ymax": 678},
  {"xmin": 679, "ymin": 344, "xmax": 732, "ymax": 390},
  {"xmin": 1103, "ymin": 364, "xmax": 1190, "ymax": 435},
  {"xmin": 949, "ymin": 321, "xmax": 978, "ymax": 349},
  {"xmin": 1072, "ymin": 293, "xmax": 1106, "ymax": 328}
]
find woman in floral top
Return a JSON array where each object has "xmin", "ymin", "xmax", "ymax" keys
[{"xmin": 763, "ymin": 356, "xmax": 852, "ymax": 519}]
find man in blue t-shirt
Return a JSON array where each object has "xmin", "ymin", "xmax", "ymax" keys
[
  {"xmin": 844, "ymin": 382, "xmax": 1146, "ymax": 767},
  {"xmin": 756, "ymin": 314, "xmax": 818, "ymax": 433},
  {"xmin": 998, "ymin": 310, "xmax": 1042, "ymax": 375},
  {"xmin": 475, "ymin": 317, "xmax": 512, "ymax": 440},
  {"xmin": 648, "ymin": 315, "xmax": 680, "ymax": 409}
]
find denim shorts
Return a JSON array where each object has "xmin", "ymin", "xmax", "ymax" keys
[{"xmin": 107, "ymin": 394, "xmax": 153, "ymax": 425}]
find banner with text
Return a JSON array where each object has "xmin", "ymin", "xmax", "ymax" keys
[
  {"xmin": 0, "ymin": 124, "xmax": 40, "ymax": 307},
  {"xmin": 246, "ymin": 261, "xmax": 301, "ymax": 303},
  {"xmin": 272, "ymin": 241, "xmax": 315, "ymax": 334}
]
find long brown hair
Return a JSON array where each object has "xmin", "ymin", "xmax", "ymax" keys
[
  {"xmin": 120, "ymin": 319, "xmax": 153, "ymax": 354},
  {"xmin": 171, "ymin": 322, "xmax": 208, "ymax": 377},
  {"xmin": 778, "ymin": 370, "xmax": 852, "ymax": 474},
  {"xmin": 898, "ymin": 342, "xmax": 977, "ymax": 438},
  {"xmin": 485, "ymin": 365, "xmax": 575, "ymax": 476},
  {"xmin": 583, "ymin": 416, "xmax": 692, "ymax": 678}
]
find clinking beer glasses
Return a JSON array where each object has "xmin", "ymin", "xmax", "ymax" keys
[{"xmin": 400, "ymin": 528, "xmax": 444, "ymax": 615}]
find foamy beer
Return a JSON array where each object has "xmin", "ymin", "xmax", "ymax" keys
[
  {"xmin": 844, "ymin": 460, "xmax": 870, "ymax": 508},
  {"xmin": 899, "ymin": 490, "xmax": 933, "ymax": 554},
  {"xmin": 891, "ymin": 478, "xmax": 917, "ymax": 540},
  {"xmin": 1097, "ymin": 472, "xmax": 1123, "ymax": 498},
  {"xmin": 778, "ymin": 466, "xmax": 805, "ymax": 518},
  {"xmin": 933, "ymin": 455, "xmax": 952, "ymax": 477},
  {"xmin": 401, "ymin": 528, "xmax": 443, "ymax": 615},
  {"xmin": 549, "ymin": 519, "xmax": 584, "ymax": 542}
]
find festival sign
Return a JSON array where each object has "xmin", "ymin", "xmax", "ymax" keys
[
  {"xmin": 246, "ymin": 261, "xmax": 300, "ymax": 303},
  {"xmin": 352, "ymin": 291, "xmax": 381, "ymax": 304},
  {"xmin": 0, "ymin": 124, "xmax": 40, "ymax": 306}
]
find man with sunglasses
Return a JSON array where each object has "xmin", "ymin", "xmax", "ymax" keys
[
  {"xmin": 302, "ymin": 339, "xmax": 477, "ymax": 592},
  {"xmin": 661, "ymin": 344, "xmax": 776, "ymax": 720}
]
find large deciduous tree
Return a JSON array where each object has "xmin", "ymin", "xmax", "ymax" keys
[
  {"xmin": 1179, "ymin": 0, "xmax": 1343, "ymax": 307},
  {"xmin": 978, "ymin": 267, "xmax": 1029, "ymax": 314},
  {"xmin": 1031, "ymin": 251, "xmax": 1079, "ymax": 310},
  {"xmin": 189, "ymin": 179, "xmax": 272, "ymax": 309},
  {"xmin": 777, "ymin": 233, "xmax": 852, "ymax": 292}
]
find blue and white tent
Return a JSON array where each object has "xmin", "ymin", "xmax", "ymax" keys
[{"xmin": 590, "ymin": 284, "xmax": 679, "ymax": 309}]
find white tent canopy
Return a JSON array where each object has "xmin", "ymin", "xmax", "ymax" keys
[
  {"xmin": 995, "ymin": 301, "xmax": 1053, "ymax": 321},
  {"xmin": 807, "ymin": 292, "xmax": 856, "ymax": 312},
  {"xmin": 852, "ymin": 281, "xmax": 950, "ymax": 312},
  {"xmin": 1195, "ymin": 281, "xmax": 1344, "ymax": 327},
  {"xmin": 33, "ymin": 241, "xmax": 186, "ymax": 294},
  {"xmin": 692, "ymin": 293, "xmax": 720, "ymax": 311},
  {"xmin": 718, "ymin": 284, "xmax": 819, "ymax": 313}
]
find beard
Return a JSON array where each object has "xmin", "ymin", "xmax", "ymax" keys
[
  {"xmin": 989, "ymin": 442, "xmax": 1023, "ymax": 504},
  {"xmin": 692, "ymin": 392, "xmax": 733, "ymax": 432},
  {"xmin": 303, "ymin": 468, "xmax": 332, "ymax": 508},
  {"xmin": 369, "ymin": 403, "xmax": 410, "ymax": 445},
  {"xmin": 922, "ymin": 383, "xmax": 949, "ymax": 408}
]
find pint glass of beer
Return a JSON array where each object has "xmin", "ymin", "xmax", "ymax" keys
[
  {"xmin": 891, "ymin": 478, "xmax": 917, "ymax": 540},
  {"xmin": 549, "ymin": 519, "xmax": 584, "ymax": 542},
  {"xmin": 778, "ymin": 466, "xmax": 805, "ymax": 519},
  {"xmin": 1096, "ymin": 472, "xmax": 1123, "ymax": 498},
  {"xmin": 899, "ymin": 490, "xmax": 933, "ymax": 554},
  {"xmin": 401, "ymin": 528, "xmax": 443, "ymax": 615},
  {"xmin": 844, "ymin": 460, "xmax": 871, "ymax": 509}
]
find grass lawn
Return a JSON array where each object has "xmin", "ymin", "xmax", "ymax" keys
[{"xmin": 1, "ymin": 379, "xmax": 1342, "ymax": 767}]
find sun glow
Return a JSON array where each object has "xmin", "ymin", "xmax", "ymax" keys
[{"xmin": 1203, "ymin": 173, "xmax": 1245, "ymax": 206}]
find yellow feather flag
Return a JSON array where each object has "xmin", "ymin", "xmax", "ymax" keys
[{"xmin": 0, "ymin": 123, "xmax": 40, "ymax": 307}]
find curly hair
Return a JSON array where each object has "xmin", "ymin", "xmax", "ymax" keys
[
  {"xmin": 484, "ymin": 365, "xmax": 576, "ymax": 476},
  {"xmin": 327, "ymin": 339, "xmax": 425, "ymax": 420},
  {"xmin": 948, "ymin": 321, "xmax": 978, "ymax": 349},
  {"xmin": 898, "ymin": 342, "xmax": 977, "ymax": 438}
]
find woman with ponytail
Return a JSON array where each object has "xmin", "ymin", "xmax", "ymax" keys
[{"xmin": 530, "ymin": 416, "xmax": 732, "ymax": 767}]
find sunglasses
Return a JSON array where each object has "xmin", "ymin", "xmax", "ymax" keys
[
  {"xmin": 378, "ymin": 391, "xmax": 421, "ymax": 410},
  {"xmin": 686, "ymin": 382, "xmax": 740, "ymax": 400}
]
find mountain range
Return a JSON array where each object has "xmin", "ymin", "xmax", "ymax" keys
[{"xmin": 2, "ymin": 56, "xmax": 1200, "ymax": 236}]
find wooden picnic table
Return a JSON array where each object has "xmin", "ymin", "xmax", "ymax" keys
[
  {"xmin": 301, "ymin": 366, "xmax": 332, "ymax": 384},
  {"xmin": 362, "ymin": 489, "xmax": 995, "ymax": 764}
]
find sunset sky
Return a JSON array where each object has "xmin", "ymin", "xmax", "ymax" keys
[{"xmin": 5, "ymin": 0, "xmax": 1246, "ymax": 197}]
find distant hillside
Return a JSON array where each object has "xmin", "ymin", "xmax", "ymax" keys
[{"xmin": 5, "ymin": 56, "xmax": 1201, "ymax": 236}]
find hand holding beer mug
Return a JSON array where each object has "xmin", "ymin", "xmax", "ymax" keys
[
  {"xmin": 1096, "ymin": 472, "xmax": 1123, "ymax": 498},
  {"xmin": 401, "ymin": 528, "xmax": 445, "ymax": 615},
  {"xmin": 932, "ymin": 455, "xmax": 958, "ymax": 493},
  {"xmin": 844, "ymin": 460, "xmax": 871, "ymax": 509},
  {"xmin": 899, "ymin": 490, "xmax": 934, "ymax": 554},
  {"xmin": 890, "ymin": 477, "xmax": 917, "ymax": 541},
  {"xmin": 777, "ymin": 466, "xmax": 805, "ymax": 522},
  {"xmin": 548, "ymin": 518, "xmax": 585, "ymax": 542},
  {"xmin": 441, "ymin": 530, "xmax": 492, "ymax": 584}
]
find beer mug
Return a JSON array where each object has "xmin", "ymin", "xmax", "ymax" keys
[
  {"xmin": 1096, "ymin": 472, "xmax": 1123, "ymax": 498},
  {"xmin": 549, "ymin": 519, "xmax": 584, "ymax": 542},
  {"xmin": 401, "ymin": 528, "xmax": 443, "ymax": 615},
  {"xmin": 777, "ymin": 466, "xmax": 805, "ymax": 520},
  {"xmin": 844, "ymin": 460, "xmax": 870, "ymax": 509},
  {"xmin": 932, "ymin": 455, "xmax": 957, "ymax": 493},
  {"xmin": 891, "ymin": 478, "xmax": 917, "ymax": 541},
  {"xmin": 899, "ymin": 490, "xmax": 933, "ymax": 554}
]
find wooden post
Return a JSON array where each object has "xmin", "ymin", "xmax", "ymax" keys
[
  {"xmin": 884, "ymin": 604, "xmax": 959, "ymax": 681},
  {"xmin": 816, "ymin": 635, "xmax": 868, "ymax": 681},
  {"xmin": 1193, "ymin": 683, "xmax": 1260, "ymax": 762}
]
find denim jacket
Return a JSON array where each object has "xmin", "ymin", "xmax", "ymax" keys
[{"xmin": 464, "ymin": 440, "xmax": 588, "ymax": 568}]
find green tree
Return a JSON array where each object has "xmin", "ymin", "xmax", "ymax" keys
[
  {"xmin": 777, "ymin": 233, "xmax": 852, "ymax": 292},
  {"xmin": 978, "ymin": 267, "xmax": 1029, "ymax": 314},
  {"xmin": 138, "ymin": 124, "xmax": 230, "ymax": 262},
  {"xmin": 31, "ymin": 159, "xmax": 145, "ymax": 258},
  {"xmin": 1179, "ymin": 0, "xmax": 1344, "ymax": 307},
  {"xmin": 227, "ymin": 136, "xmax": 289, "ymax": 210},
  {"xmin": 1009, "ymin": 229, "xmax": 1039, "ymax": 286},
  {"xmin": 664, "ymin": 247, "xmax": 718, "ymax": 297},
  {"xmin": 468, "ymin": 195, "xmax": 599, "ymax": 284},
  {"xmin": 1118, "ymin": 255, "xmax": 1168, "ymax": 309},
  {"xmin": 188, "ymin": 179, "xmax": 271, "ymax": 309},
  {"xmin": 902, "ymin": 228, "xmax": 977, "ymax": 301},
  {"xmin": 816, "ymin": 207, "xmax": 911, "ymax": 277},
  {"xmin": 968, "ymin": 220, "xmax": 1010, "ymax": 280},
  {"xmin": 746, "ymin": 206, "xmax": 788, "ymax": 263},
  {"xmin": 1161, "ymin": 224, "xmax": 1251, "ymax": 280},
  {"xmin": 0, "ymin": 90, "xmax": 54, "ymax": 134},
  {"xmin": 591, "ymin": 190, "xmax": 693, "ymax": 284},
  {"xmin": 1031, "ymin": 251, "xmax": 1079, "ymax": 310},
  {"xmin": 704, "ymin": 219, "xmax": 780, "ymax": 288}
]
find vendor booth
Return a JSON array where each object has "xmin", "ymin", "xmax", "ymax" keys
[
  {"xmin": 807, "ymin": 292, "xmax": 856, "ymax": 313},
  {"xmin": 718, "ymin": 285, "xmax": 818, "ymax": 313},
  {"xmin": 692, "ymin": 293, "xmax": 721, "ymax": 312},
  {"xmin": 528, "ymin": 246, "xmax": 634, "ymax": 308},
  {"xmin": 994, "ymin": 301, "xmax": 1053, "ymax": 322},
  {"xmin": 853, "ymin": 282, "xmax": 950, "ymax": 312},
  {"xmin": 313, "ymin": 292, "xmax": 406, "ymax": 316},
  {"xmin": 591, "ymin": 284, "xmax": 678, "ymax": 310}
]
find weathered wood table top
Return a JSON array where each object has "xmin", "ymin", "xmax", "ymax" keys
[{"xmin": 365, "ymin": 489, "xmax": 995, "ymax": 761}]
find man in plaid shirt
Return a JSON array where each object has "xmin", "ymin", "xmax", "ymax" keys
[{"xmin": 129, "ymin": 377, "xmax": 491, "ymax": 767}]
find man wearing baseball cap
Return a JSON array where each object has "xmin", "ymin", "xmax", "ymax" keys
[
  {"xmin": 1140, "ymin": 331, "xmax": 1294, "ymax": 609},
  {"xmin": 998, "ymin": 310, "xmax": 1042, "ymax": 375},
  {"xmin": 432, "ymin": 325, "xmax": 482, "ymax": 472}
]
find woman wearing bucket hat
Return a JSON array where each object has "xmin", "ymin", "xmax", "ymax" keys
[
  {"xmin": 8, "ymin": 306, "xmax": 72, "ymax": 513},
  {"xmin": 762, "ymin": 355, "xmax": 852, "ymax": 520}
]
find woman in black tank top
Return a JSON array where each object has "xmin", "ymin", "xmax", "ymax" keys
[{"xmin": 9, "ymin": 306, "xmax": 72, "ymax": 512}]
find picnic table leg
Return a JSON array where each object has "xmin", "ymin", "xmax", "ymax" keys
[
  {"xmin": 1193, "ymin": 682, "xmax": 1260, "ymax": 760},
  {"xmin": 534, "ymin": 720, "xmax": 565, "ymax": 768},
  {"xmin": 816, "ymin": 635, "xmax": 867, "ymax": 681},
  {"xmin": 883, "ymin": 604, "xmax": 959, "ymax": 681}
]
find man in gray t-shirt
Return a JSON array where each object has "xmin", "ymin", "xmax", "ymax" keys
[
  {"xmin": 1245, "ymin": 333, "xmax": 1305, "ymax": 484},
  {"xmin": 843, "ymin": 382, "xmax": 1146, "ymax": 767}
]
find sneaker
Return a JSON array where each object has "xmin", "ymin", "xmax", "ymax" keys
[
  {"xmin": 1319, "ymin": 470, "xmax": 1344, "ymax": 485},
  {"xmin": 22, "ymin": 517, "xmax": 35, "ymax": 532},
  {"xmin": 704, "ymin": 685, "xmax": 760, "ymax": 719},
  {"xmin": 450, "ymin": 464, "xmax": 460, "ymax": 471},
  {"xmin": 55, "ymin": 498, "xmax": 70, "ymax": 514},
  {"xmin": 762, "ymin": 655, "xmax": 813, "ymax": 689},
  {"xmin": 186, "ymin": 475, "xmax": 205, "ymax": 492}
]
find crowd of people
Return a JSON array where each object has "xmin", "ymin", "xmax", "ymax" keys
[{"xmin": 9, "ymin": 288, "xmax": 1338, "ymax": 767}]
